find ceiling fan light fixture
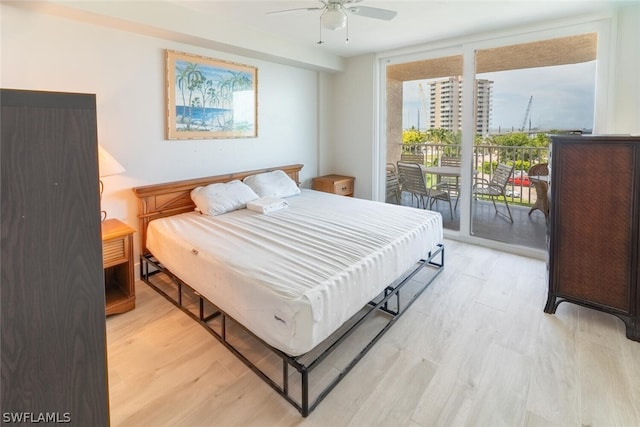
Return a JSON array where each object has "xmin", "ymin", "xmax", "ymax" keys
[{"xmin": 321, "ymin": 5, "xmax": 347, "ymax": 30}]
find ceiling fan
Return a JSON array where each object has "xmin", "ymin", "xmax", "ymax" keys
[{"xmin": 268, "ymin": 0, "xmax": 398, "ymax": 44}]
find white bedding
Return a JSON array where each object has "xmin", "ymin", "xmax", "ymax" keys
[{"xmin": 146, "ymin": 189, "xmax": 443, "ymax": 356}]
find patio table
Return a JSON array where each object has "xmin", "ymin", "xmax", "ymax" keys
[
  {"xmin": 421, "ymin": 165, "xmax": 479, "ymax": 179},
  {"xmin": 421, "ymin": 166, "xmax": 478, "ymax": 212}
]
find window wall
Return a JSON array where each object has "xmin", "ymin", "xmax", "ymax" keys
[{"xmin": 380, "ymin": 19, "xmax": 611, "ymax": 257}]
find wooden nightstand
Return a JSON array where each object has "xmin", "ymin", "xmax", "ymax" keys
[
  {"xmin": 312, "ymin": 174, "xmax": 355, "ymax": 197},
  {"xmin": 101, "ymin": 218, "xmax": 135, "ymax": 315}
]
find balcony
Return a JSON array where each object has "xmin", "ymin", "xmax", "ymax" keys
[{"xmin": 393, "ymin": 143, "xmax": 549, "ymax": 250}]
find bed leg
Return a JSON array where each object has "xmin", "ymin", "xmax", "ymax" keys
[
  {"xmin": 301, "ymin": 368, "xmax": 309, "ymax": 417},
  {"xmin": 283, "ymin": 361, "xmax": 289, "ymax": 396},
  {"xmin": 221, "ymin": 314, "xmax": 226, "ymax": 342},
  {"xmin": 427, "ymin": 244, "xmax": 445, "ymax": 269}
]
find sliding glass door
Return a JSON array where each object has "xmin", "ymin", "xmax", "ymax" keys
[
  {"xmin": 470, "ymin": 34, "xmax": 597, "ymax": 249},
  {"xmin": 385, "ymin": 53, "xmax": 465, "ymax": 231},
  {"xmin": 380, "ymin": 20, "xmax": 609, "ymax": 255}
]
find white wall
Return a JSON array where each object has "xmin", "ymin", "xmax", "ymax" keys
[
  {"xmin": 1, "ymin": 4, "xmax": 320, "ymax": 260},
  {"xmin": 611, "ymin": 4, "xmax": 640, "ymax": 135},
  {"xmin": 330, "ymin": 54, "xmax": 377, "ymax": 199},
  {"xmin": 317, "ymin": 71, "xmax": 335, "ymax": 176}
]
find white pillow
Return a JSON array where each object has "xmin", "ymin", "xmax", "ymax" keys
[
  {"xmin": 243, "ymin": 170, "xmax": 301, "ymax": 198},
  {"xmin": 190, "ymin": 180, "xmax": 259, "ymax": 216}
]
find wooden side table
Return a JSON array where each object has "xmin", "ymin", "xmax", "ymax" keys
[
  {"xmin": 312, "ymin": 174, "xmax": 355, "ymax": 197},
  {"xmin": 101, "ymin": 218, "xmax": 135, "ymax": 315}
]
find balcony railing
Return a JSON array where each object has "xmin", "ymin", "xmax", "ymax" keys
[{"xmin": 398, "ymin": 143, "xmax": 550, "ymax": 206}]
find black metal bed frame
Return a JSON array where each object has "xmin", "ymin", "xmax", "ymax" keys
[{"xmin": 139, "ymin": 243, "xmax": 444, "ymax": 417}]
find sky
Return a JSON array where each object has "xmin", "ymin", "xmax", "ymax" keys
[{"xmin": 402, "ymin": 61, "xmax": 596, "ymax": 132}]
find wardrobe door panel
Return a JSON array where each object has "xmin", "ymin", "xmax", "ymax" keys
[{"xmin": 1, "ymin": 89, "xmax": 109, "ymax": 425}]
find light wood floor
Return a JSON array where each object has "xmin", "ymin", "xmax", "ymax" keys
[{"xmin": 106, "ymin": 239, "xmax": 640, "ymax": 426}]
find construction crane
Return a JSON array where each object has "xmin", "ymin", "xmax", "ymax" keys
[
  {"xmin": 520, "ymin": 95, "xmax": 533, "ymax": 131},
  {"xmin": 418, "ymin": 83, "xmax": 429, "ymax": 130}
]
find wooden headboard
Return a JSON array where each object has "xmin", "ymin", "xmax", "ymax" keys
[{"xmin": 132, "ymin": 164, "xmax": 303, "ymax": 255}]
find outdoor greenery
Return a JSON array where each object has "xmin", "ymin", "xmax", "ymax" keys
[
  {"xmin": 402, "ymin": 127, "xmax": 550, "ymax": 147},
  {"xmin": 402, "ymin": 127, "xmax": 461, "ymax": 144},
  {"xmin": 402, "ymin": 128, "xmax": 552, "ymax": 172}
]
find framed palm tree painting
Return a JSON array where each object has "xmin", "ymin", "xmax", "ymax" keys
[{"xmin": 166, "ymin": 50, "xmax": 257, "ymax": 139}]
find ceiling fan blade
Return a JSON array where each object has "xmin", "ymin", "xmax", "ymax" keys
[
  {"xmin": 267, "ymin": 7, "xmax": 323, "ymax": 15},
  {"xmin": 348, "ymin": 6, "xmax": 397, "ymax": 21}
]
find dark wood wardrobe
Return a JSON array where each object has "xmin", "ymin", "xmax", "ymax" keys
[
  {"xmin": 1, "ymin": 89, "xmax": 109, "ymax": 425},
  {"xmin": 545, "ymin": 135, "xmax": 640, "ymax": 342}
]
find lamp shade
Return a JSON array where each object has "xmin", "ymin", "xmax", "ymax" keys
[
  {"xmin": 321, "ymin": 6, "xmax": 346, "ymax": 30},
  {"xmin": 98, "ymin": 145, "xmax": 125, "ymax": 177}
]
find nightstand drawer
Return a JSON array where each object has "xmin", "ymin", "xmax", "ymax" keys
[
  {"xmin": 333, "ymin": 179, "xmax": 354, "ymax": 196},
  {"xmin": 103, "ymin": 238, "xmax": 126, "ymax": 267}
]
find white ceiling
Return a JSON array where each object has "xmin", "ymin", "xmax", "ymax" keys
[{"xmin": 172, "ymin": 0, "xmax": 625, "ymax": 57}]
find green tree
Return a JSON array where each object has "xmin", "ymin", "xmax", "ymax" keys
[
  {"xmin": 424, "ymin": 128, "xmax": 451, "ymax": 144},
  {"xmin": 402, "ymin": 127, "xmax": 427, "ymax": 143},
  {"xmin": 485, "ymin": 132, "xmax": 550, "ymax": 166},
  {"xmin": 176, "ymin": 62, "xmax": 205, "ymax": 129},
  {"xmin": 488, "ymin": 132, "xmax": 531, "ymax": 147}
]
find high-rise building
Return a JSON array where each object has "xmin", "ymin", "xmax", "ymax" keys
[
  {"xmin": 475, "ymin": 79, "xmax": 493, "ymax": 136},
  {"xmin": 429, "ymin": 76, "xmax": 493, "ymax": 136}
]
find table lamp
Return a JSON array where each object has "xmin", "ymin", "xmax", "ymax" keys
[{"xmin": 98, "ymin": 145, "xmax": 125, "ymax": 221}]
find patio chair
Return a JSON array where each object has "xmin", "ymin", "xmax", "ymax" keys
[
  {"xmin": 400, "ymin": 149, "xmax": 426, "ymax": 165},
  {"xmin": 386, "ymin": 163, "xmax": 401, "ymax": 204},
  {"xmin": 527, "ymin": 163, "xmax": 549, "ymax": 218},
  {"xmin": 472, "ymin": 163, "xmax": 514, "ymax": 223},
  {"xmin": 397, "ymin": 161, "xmax": 453, "ymax": 218},
  {"xmin": 439, "ymin": 156, "xmax": 462, "ymax": 210}
]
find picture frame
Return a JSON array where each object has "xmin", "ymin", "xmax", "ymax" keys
[{"xmin": 166, "ymin": 50, "xmax": 258, "ymax": 139}]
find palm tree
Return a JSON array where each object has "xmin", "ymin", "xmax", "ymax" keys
[
  {"xmin": 218, "ymin": 71, "xmax": 253, "ymax": 109},
  {"xmin": 193, "ymin": 77, "xmax": 215, "ymax": 128},
  {"xmin": 425, "ymin": 128, "xmax": 454, "ymax": 145},
  {"xmin": 175, "ymin": 62, "xmax": 204, "ymax": 128},
  {"xmin": 176, "ymin": 64, "xmax": 190, "ymax": 120},
  {"xmin": 227, "ymin": 71, "xmax": 253, "ymax": 91}
]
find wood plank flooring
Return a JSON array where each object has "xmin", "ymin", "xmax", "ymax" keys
[{"xmin": 106, "ymin": 239, "xmax": 640, "ymax": 426}]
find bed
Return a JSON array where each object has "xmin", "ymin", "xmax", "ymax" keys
[{"xmin": 132, "ymin": 164, "xmax": 444, "ymax": 416}]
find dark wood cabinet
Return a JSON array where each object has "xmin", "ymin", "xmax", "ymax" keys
[
  {"xmin": 545, "ymin": 135, "xmax": 640, "ymax": 341},
  {"xmin": 1, "ymin": 89, "xmax": 110, "ymax": 424}
]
